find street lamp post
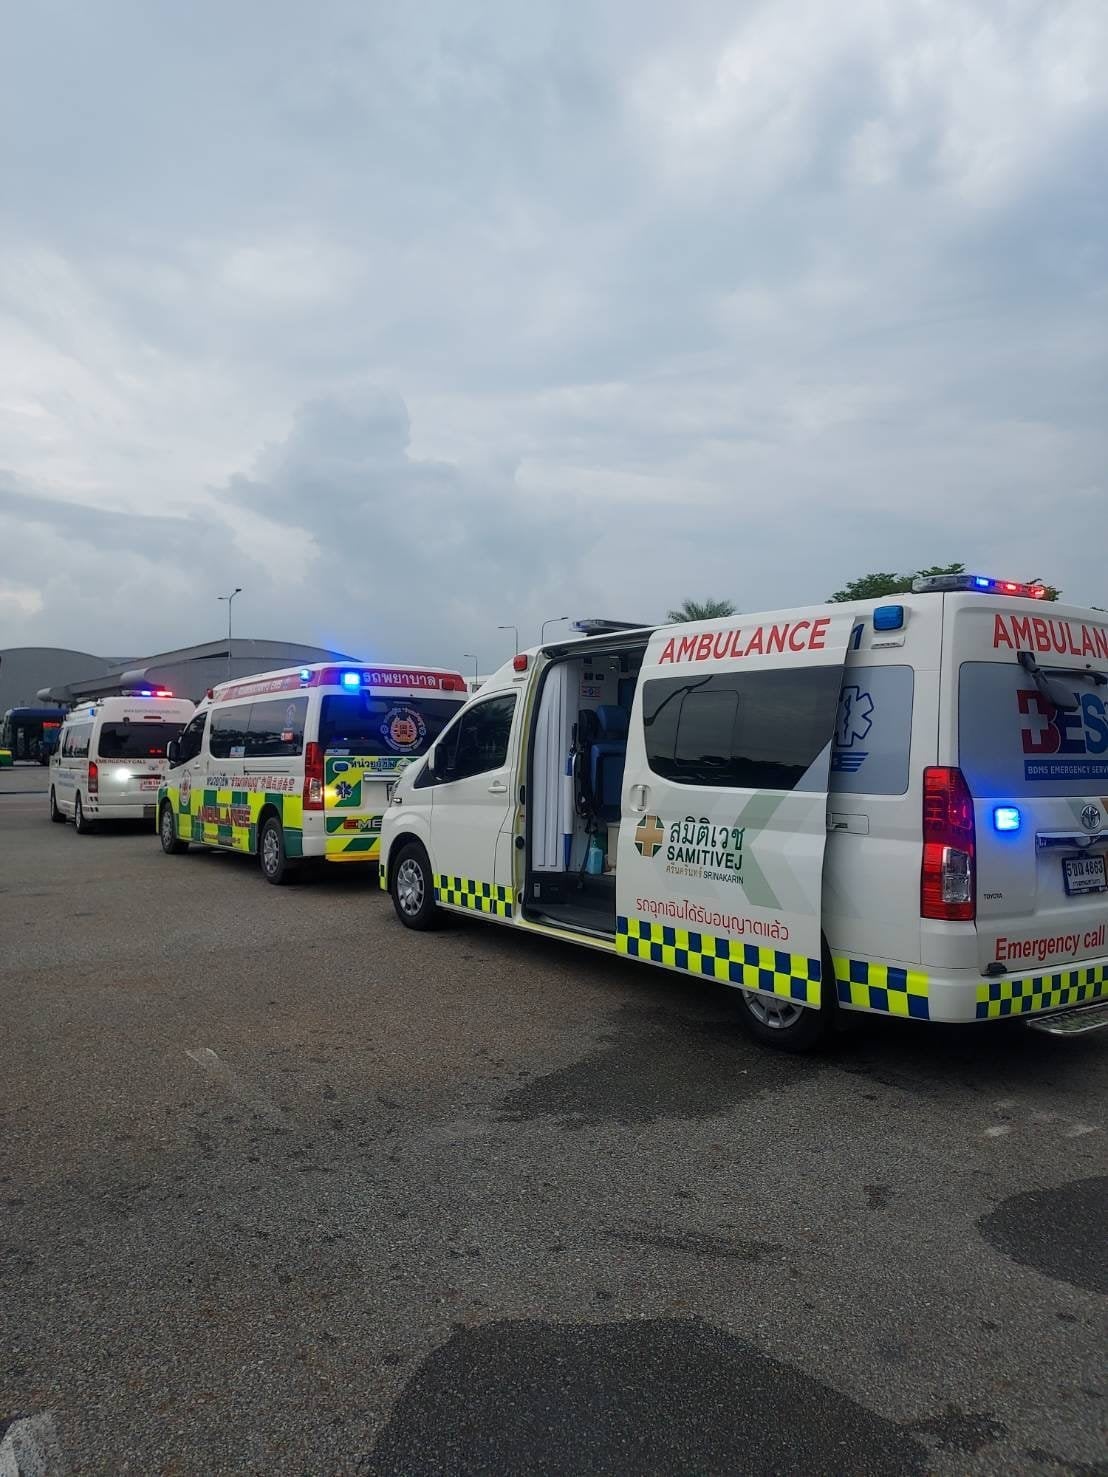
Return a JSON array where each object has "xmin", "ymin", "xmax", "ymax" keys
[
  {"xmin": 218, "ymin": 587, "xmax": 243, "ymax": 681},
  {"xmin": 541, "ymin": 615, "xmax": 570, "ymax": 644},
  {"xmin": 497, "ymin": 624, "xmax": 519, "ymax": 655},
  {"xmin": 463, "ymin": 654, "xmax": 480, "ymax": 691}
]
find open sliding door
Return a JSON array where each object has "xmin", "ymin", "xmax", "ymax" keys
[{"xmin": 616, "ymin": 610, "xmax": 854, "ymax": 1007}]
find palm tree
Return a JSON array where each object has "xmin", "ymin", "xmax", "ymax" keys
[{"xmin": 666, "ymin": 597, "xmax": 736, "ymax": 623}]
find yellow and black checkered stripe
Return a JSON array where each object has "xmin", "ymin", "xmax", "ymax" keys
[
  {"xmin": 616, "ymin": 917, "xmax": 821, "ymax": 1005},
  {"xmin": 976, "ymin": 963, "xmax": 1108, "ymax": 1019},
  {"xmin": 833, "ymin": 957, "xmax": 930, "ymax": 1020},
  {"xmin": 434, "ymin": 875, "xmax": 515, "ymax": 918},
  {"xmin": 159, "ymin": 784, "xmax": 304, "ymax": 857}
]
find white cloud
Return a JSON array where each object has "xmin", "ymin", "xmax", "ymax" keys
[{"xmin": 0, "ymin": 0, "xmax": 1104, "ymax": 669}]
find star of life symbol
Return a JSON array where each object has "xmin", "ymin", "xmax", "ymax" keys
[
  {"xmin": 336, "ymin": 779, "xmax": 356, "ymax": 801},
  {"xmin": 836, "ymin": 687, "xmax": 875, "ymax": 748}
]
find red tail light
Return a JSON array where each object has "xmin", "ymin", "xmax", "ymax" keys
[
  {"xmin": 88, "ymin": 760, "xmax": 99, "ymax": 796},
  {"xmin": 303, "ymin": 742, "xmax": 324, "ymax": 811},
  {"xmin": 921, "ymin": 766, "xmax": 975, "ymax": 921}
]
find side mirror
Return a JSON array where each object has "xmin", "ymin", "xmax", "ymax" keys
[
  {"xmin": 430, "ymin": 743, "xmax": 444, "ymax": 780},
  {"xmin": 166, "ymin": 739, "xmax": 181, "ymax": 766}
]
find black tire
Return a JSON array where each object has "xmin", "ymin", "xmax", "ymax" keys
[
  {"xmin": 390, "ymin": 842, "xmax": 439, "ymax": 930},
  {"xmin": 259, "ymin": 814, "xmax": 293, "ymax": 885},
  {"xmin": 159, "ymin": 800, "xmax": 189, "ymax": 855},
  {"xmin": 74, "ymin": 793, "xmax": 96, "ymax": 836},
  {"xmin": 732, "ymin": 949, "xmax": 836, "ymax": 1053},
  {"xmin": 49, "ymin": 787, "xmax": 66, "ymax": 824}
]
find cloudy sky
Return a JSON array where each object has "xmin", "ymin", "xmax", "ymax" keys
[{"xmin": 2, "ymin": 0, "xmax": 1105, "ymax": 669}]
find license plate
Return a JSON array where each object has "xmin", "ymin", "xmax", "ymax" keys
[
  {"xmin": 1063, "ymin": 854, "xmax": 1106, "ymax": 896},
  {"xmin": 140, "ymin": 777, "xmax": 160, "ymax": 791}
]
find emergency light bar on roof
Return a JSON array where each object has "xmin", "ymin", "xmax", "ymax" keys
[
  {"xmin": 572, "ymin": 618, "xmax": 648, "ymax": 637},
  {"xmin": 912, "ymin": 574, "xmax": 1047, "ymax": 599},
  {"xmin": 214, "ymin": 666, "xmax": 467, "ymax": 702}
]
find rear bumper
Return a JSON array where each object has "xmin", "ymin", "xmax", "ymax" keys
[
  {"xmin": 833, "ymin": 953, "xmax": 1108, "ymax": 1024},
  {"xmin": 87, "ymin": 799, "xmax": 158, "ymax": 821}
]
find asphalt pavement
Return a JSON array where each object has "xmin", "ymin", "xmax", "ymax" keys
[{"xmin": 1, "ymin": 765, "xmax": 1105, "ymax": 1475}]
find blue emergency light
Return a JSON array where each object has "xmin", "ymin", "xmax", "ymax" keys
[
  {"xmin": 873, "ymin": 605, "xmax": 904, "ymax": 631},
  {"xmin": 341, "ymin": 671, "xmax": 361, "ymax": 688},
  {"xmin": 299, "ymin": 668, "xmax": 312, "ymax": 683},
  {"xmin": 913, "ymin": 573, "xmax": 1047, "ymax": 598},
  {"xmin": 993, "ymin": 806, "xmax": 1021, "ymax": 833}
]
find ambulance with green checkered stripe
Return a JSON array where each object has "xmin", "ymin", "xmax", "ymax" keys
[
  {"xmin": 157, "ymin": 662, "xmax": 468, "ymax": 883},
  {"xmin": 381, "ymin": 579, "xmax": 1108, "ymax": 1051}
]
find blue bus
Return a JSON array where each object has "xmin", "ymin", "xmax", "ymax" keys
[{"xmin": 0, "ymin": 707, "xmax": 67, "ymax": 764}]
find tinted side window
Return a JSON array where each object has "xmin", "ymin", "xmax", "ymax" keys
[
  {"xmin": 830, "ymin": 666, "xmax": 914, "ymax": 796},
  {"xmin": 175, "ymin": 712, "xmax": 208, "ymax": 765},
  {"xmin": 209, "ymin": 705, "xmax": 249, "ymax": 759},
  {"xmin": 247, "ymin": 697, "xmax": 308, "ymax": 758},
  {"xmin": 65, "ymin": 723, "xmax": 92, "ymax": 759},
  {"xmin": 643, "ymin": 668, "xmax": 840, "ymax": 790},
  {"xmin": 440, "ymin": 694, "xmax": 517, "ymax": 783}
]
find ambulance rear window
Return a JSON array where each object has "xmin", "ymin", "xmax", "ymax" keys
[
  {"xmin": 959, "ymin": 662, "xmax": 1108, "ymax": 795},
  {"xmin": 319, "ymin": 694, "xmax": 464, "ymax": 757},
  {"xmin": 643, "ymin": 667, "xmax": 840, "ymax": 790},
  {"xmin": 97, "ymin": 722, "xmax": 185, "ymax": 759}
]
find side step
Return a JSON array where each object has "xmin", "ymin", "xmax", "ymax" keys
[{"xmin": 1026, "ymin": 1001, "xmax": 1108, "ymax": 1037}]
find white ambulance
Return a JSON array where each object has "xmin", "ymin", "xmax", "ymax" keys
[
  {"xmin": 380, "ymin": 578, "xmax": 1108, "ymax": 1050},
  {"xmin": 157, "ymin": 661, "xmax": 469, "ymax": 883},
  {"xmin": 50, "ymin": 692, "xmax": 196, "ymax": 833}
]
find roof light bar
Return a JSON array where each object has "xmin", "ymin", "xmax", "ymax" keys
[{"xmin": 912, "ymin": 574, "xmax": 1047, "ymax": 599}]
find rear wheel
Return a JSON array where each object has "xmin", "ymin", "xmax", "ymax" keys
[
  {"xmin": 74, "ymin": 793, "xmax": 96, "ymax": 836},
  {"xmin": 390, "ymin": 843, "xmax": 439, "ymax": 930},
  {"xmin": 732, "ymin": 950, "xmax": 836, "ymax": 1053},
  {"xmin": 49, "ymin": 788, "xmax": 65, "ymax": 824},
  {"xmin": 160, "ymin": 801, "xmax": 189, "ymax": 854},
  {"xmin": 259, "ymin": 815, "xmax": 293, "ymax": 885}
]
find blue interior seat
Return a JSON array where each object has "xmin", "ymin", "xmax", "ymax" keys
[{"xmin": 589, "ymin": 704, "xmax": 629, "ymax": 823}]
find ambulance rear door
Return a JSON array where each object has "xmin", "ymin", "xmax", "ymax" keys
[
  {"xmin": 319, "ymin": 674, "xmax": 467, "ymax": 863},
  {"xmin": 949, "ymin": 597, "xmax": 1108, "ymax": 979},
  {"xmin": 616, "ymin": 609, "xmax": 855, "ymax": 1003}
]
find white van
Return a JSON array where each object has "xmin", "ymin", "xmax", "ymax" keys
[
  {"xmin": 49, "ymin": 693, "xmax": 196, "ymax": 833},
  {"xmin": 380, "ymin": 579, "xmax": 1108, "ymax": 1050},
  {"xmin": 157, "ymin": 661, "xmax": 469, "ymax": 883}
]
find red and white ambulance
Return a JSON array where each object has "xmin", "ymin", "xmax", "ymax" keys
[{"xmin": 380, "ymin": 578, "xmax": 1108, "ymax": 1050}]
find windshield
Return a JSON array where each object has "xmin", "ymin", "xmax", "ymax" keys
[
  {"xmin": 97, "ymin": 722, "xmax": 185, "ymax": 759},
  {"xmin": 959, "ymin": 661, "xmax": 1108, "ymax": 795},
  {"xmin": 319, "ymin": 694, "xmax": 465, "ymax": 757}
]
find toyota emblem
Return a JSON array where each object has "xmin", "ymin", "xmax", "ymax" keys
[{"xmin": 1080, "ymin": 803, "xmax": 1102, "ymax": 832}]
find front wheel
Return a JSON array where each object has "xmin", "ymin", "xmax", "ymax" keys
[
  {"xmin": 49, "ymin": 788, "xmax": 66, "ymax": 824},
  {"xmin": 160, "ymin": 801, "xmax": 189, "ymax": 855},
  {"xmin": 259, "ymin": 815, "xmax": 293, "ymax": 885},
  {"xmin": 74, "ymin": 793, "xmax": 96, "ymax": 836},
  {"xmin": 390, "ymin": 843, "xmax": 439, "ymax": 930}
]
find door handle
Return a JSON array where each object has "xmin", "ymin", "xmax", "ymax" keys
[
  {"xmin": 629, "ymin": 783, "xmax": 649, "ymax": 813},
  {"xmin": 488, "ymin": 780, "xmax": 508, "ymax": 794}
]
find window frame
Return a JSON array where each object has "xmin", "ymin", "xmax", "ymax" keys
[
  {"xmin": 172, "ymin": 711, "xmax": 209, "ymax": 767},
  {"xmin": 208, "ymin": 703, "xmax": 250, "ymax": 760},
  {"xmin": 642, "ymin": 666, "xmax": 841, "ymax": 793},
  {"xmin": 416, "ymin": 692, "xmax": 518, "ymax": 788},
  {"xmin": 245, "ymin": 696, "xmax": 308, "ymax": 760}
]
